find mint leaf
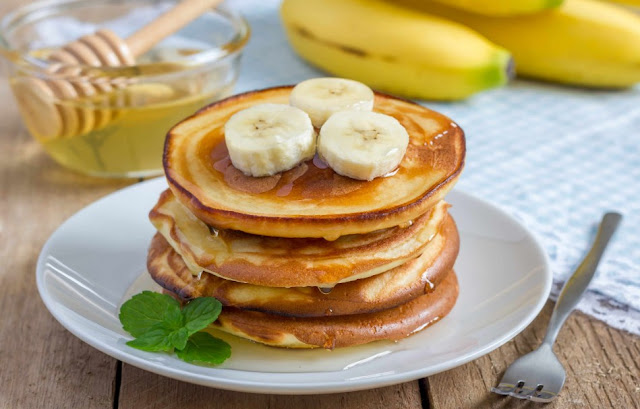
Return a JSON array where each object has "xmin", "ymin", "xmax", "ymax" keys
[
  {"xmin": 119, "ymin": 291, "xmax": 181, "ymax": 337},
  {"xmin": 175, "ymin": 332, "xmax": 231, "ymax": 365},
  {"xmin": 120, "ymin": 292, "xmax": 230, "ymax": 365},
  {"xmin": 126, "ymin": 324, "xmax": 174, "ymax": 352},
  {"xmin": 182, "ymin": 297, "xmax": 222, "ymax": 335},
  {"xmin": 168, "ymin": 327, "xmax": 189, "ymax": 350},
  {"xmin": 126, "ymin": 322, "xmax": 190, "ymax": 352}
]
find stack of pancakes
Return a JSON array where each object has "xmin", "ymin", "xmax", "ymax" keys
[{"xmin": 147, "ymin": 86, "xmax": 465, "ymax": 349}]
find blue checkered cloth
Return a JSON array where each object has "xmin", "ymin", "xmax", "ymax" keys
[{"xmin": 230, "ymin": 0, "xmax": 640, "ymax": 334}]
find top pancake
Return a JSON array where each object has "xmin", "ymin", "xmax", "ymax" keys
[{"xmin": 164, "ymin": 86, "xmax": 465, "ymax": 239}]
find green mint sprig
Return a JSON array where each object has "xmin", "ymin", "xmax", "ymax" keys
[{"xmin": 119, "ymin": 291, "xmax": 230, "ymax": 365}]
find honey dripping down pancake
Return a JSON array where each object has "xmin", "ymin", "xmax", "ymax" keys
[
  {"xmin": 164, "ymin": 272, "xmax": 459, "ymax": 349},
  {"xmin": 164, "ymin": 86, "xmax": 465, "ymax": 239},
  {"xmin": 147, "ymin": 213, "xmax": 458, "ymax": 317},
  {"xmin": 150, "ymin": 189, "xmax": 449, "ymax": 287}
]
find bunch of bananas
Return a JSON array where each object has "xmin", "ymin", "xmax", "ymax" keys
[{"xmin": 280, "ymin": 0, "xmax": 640, "ymax": 100}]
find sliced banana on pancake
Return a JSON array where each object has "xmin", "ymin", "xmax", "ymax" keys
[
  {"xmin": 318, "ymin": 110, "xmax": 409, "ymax": 181},
  {"xmin": 165, "ymin": 87, "xmax": 465, "ymax": 239},
  {"xmin": 224, "ymin": 103, "xmax": 315, "ymax": 177},
  {"xmin": 290, "ymin": 77, "xmax": 374, "ymax": 127}
]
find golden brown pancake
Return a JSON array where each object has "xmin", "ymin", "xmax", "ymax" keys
[
  {"xmin": 201, "ymin": 271, "xmax": 459, "ymax": 349},
  {"xmin": 147, "ymin": 214, "xmax": 458, "ymax": 316},
  {"xmin": 164, "ymin": 86, "xmax": 465, "ymax": 239},
  {"xmin": 150, "ymin": 189, "xmax": 449, "ymax": 287}
]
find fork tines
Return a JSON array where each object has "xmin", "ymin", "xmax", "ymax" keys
[{"xmin": 491, "ymin": 382, "xmax": 558, "ymax": 403}]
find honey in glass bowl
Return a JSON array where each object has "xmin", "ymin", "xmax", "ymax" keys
[{"xmin": 0, "ymin": 0, "xmax": 249, "ymax": 178}]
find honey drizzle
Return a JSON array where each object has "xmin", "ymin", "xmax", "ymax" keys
[{"xmin": 202, "ymin": 97, "xmax": 458, "ymax": 206}]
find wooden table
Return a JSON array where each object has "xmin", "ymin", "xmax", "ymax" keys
[
  {"xmin": 2, "ymin": 84, "xmax": 639, "ymax": 409},
  {"xmin": 1, "ymin": 4, "xmax": 638, "ymax": 406}
]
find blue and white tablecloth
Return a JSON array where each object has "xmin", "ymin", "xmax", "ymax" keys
[{"xmin": 229, "ymin": 0, "xmax": 640, "ymax": 335}]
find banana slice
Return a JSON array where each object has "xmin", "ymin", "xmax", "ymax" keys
[
  {"xmin": 290, "ymin": 77, "xmax": 374, "ymax": 128},
  {"xmin": 224, "ymin": 103, "xmax": 315, "ymax": 177},
  {"xmin": 318, "ymin": 111, "xmax": 409, "ymax": 181}
]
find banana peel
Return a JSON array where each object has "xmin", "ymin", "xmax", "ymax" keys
[
  {"xmin": 599, "ymin": 0, "xmax": 640, "ymax": 7},
  {"xmin": 396, "ymin": 0, "xmax": 640, "ymax": 88},
  {"xmin": 430, "ymin": 0, "xmax": 564, "ymax": 16},
  {"xmin": 280, "ymin": 0, "xmax": 513, "ymax": 100}
]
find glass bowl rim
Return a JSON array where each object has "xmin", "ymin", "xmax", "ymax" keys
[{"xmin": 0, "ymin": 0, "xmax": 250, "ymax": 78}]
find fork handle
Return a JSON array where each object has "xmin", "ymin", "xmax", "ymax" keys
[{"xmin": 541, "ymin": 212, "xmax": 622, "ymax": 347}]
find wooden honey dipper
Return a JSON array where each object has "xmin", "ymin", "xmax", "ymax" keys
[{"xmin": 13, "ymin": 0, "xmax": 223, "ymax": 141}]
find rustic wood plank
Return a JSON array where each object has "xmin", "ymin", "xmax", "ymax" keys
[
  {"xmin": 425, "ymin": 301, "xmax": 640, "ymax": 408},
  {"xmin": 118, "ymin": 364, "xmax": 423, "ymax": 409},
  {"xmin": 0, "ymin": 75, "xmax": 131, "ymax": 408}
]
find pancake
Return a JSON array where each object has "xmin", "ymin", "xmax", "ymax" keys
[
  {"xmin": 150, "ymin": 189, "xmax": 449, "ymax": 287},
  {"xmin": 164, "ymin": 86, "xmax": 465, "ymax": 239},
  {"xmin": 202, "ymin": 271, "xmax": 459, "ymax": 349},
  {"xmin": 147, "ymin": 214, "xmax": 458, "ymax": 316}
]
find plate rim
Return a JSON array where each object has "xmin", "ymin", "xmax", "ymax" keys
[{"xmin": 36, "ymin": 177, "xmax": 552, "ymax": 394}]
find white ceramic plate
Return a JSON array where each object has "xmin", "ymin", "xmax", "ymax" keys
[{"xmin": 37, "ymin": 178, "xmax": 551, "ymax": 394}]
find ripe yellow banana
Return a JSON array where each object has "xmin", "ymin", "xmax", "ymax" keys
[
  {"xmin": 599, "ymin": 0, "xmax": 640, "ymax": 7},
  {"xmin": 430, "ymin": 0, "xmax": 563, "ymax": 16},
  {"xmin": 395, "ymin": 0, "xmax": 640, "ymax": 88},
  {"xmin": 280, "ymin": 0, "xmax": 512, "ymax": 100}
]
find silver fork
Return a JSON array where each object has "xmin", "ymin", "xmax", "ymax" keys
[{"xmin": 491, "ymin": 212, "xmax": 622, "ymax": 402}]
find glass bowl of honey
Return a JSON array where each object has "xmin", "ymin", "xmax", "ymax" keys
[{"xmin": 0, "ymin": 0, "xmax": 249, "ymax": 177}]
